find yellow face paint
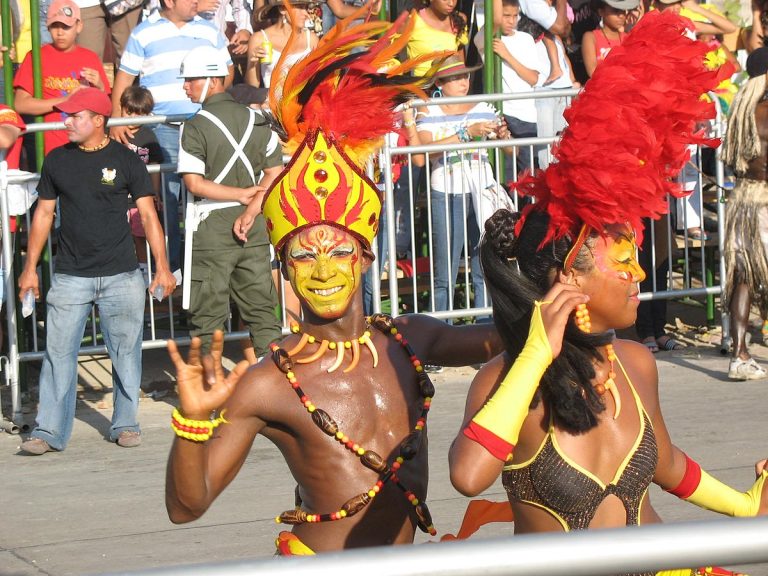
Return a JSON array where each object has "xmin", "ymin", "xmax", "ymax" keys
[
  {"xmin": 285, "ymin": 225, "xmax": 362, "ymax": 319},
  {"xmin": 594, "ymin": 226, "xmax": 646, "ymax": 284}
]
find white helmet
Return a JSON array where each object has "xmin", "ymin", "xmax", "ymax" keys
[{"xmin": 178, "ymin": 45, "xmax": 228, "ymax": 79}]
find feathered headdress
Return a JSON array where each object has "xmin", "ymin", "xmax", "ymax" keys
[
  {"xmin": 261, "ymin": 4, "xmax": 447, "ymax": 254},
  {"xmin": 514, "ymin": 10, "xmax": 732, "ymax": 258}
]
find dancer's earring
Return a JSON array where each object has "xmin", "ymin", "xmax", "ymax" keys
[{"xmin": 575, "ymin": 303, "xmax": 592, "ymax": 333}]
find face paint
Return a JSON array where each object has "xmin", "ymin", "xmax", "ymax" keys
[
  {"xmin": 285, "ymin": 225, "xmax": 362, "ymax": 319},
  {"xmin": 593, "ymin": 226, "xmax": 646, "ymax": 284}
]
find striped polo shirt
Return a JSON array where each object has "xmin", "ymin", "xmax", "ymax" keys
[{"xmin": 120, "ymin": 12, "xmax": 232, "ymax": 118}]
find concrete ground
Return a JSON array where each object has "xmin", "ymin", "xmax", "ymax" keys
[{"xmin": 1, "ymin": 302, "xmax": 768, "ymax": 576}]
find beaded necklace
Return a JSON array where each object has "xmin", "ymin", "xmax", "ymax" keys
[
  {"xmin": 269, "ymin": 313, "xmax": 437, "ymax": 535},
  {"xmin": 287, "ymin": 320, "xmax": 378, "ymax": 372},
  {"xmin": 78, "ymin": 135, "xmax": 110, "ymax": 152},
  {"xmin": 575, "ymin": 303, "xmax": 621, "ymax": 419}
]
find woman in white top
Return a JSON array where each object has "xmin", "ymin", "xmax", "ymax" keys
[
  {"xmin": 416, "ymin": 55, "xmax": 513, "ymax": 316},
  {"xmin": 245, "ymin": 0, "xmax": 320, "ymax": 89}
]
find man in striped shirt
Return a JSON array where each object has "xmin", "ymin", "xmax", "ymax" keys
[{"xmin": 109, "ymin": 0, "xmax": 233, "ymax": 274}]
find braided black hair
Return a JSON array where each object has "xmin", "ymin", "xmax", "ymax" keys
[{"xmin": 480, "ymin": 209, "xmax": 613, "ymax": 433}]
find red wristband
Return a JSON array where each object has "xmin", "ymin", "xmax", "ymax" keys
[
  {"xmin": 464, "ymin": 421, "xmax": 514, "ymax": 462},
  {"xmin": 667, "ymin": 453, "xmax": 702, "ymax": 499}
]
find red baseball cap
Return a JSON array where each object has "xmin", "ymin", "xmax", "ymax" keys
[
  {"xmin": 47, "ymin": 0, "xmax": 80, "ymax": 26},
  {"xmin": 55, "ymin": 88, "xmax": 112, "ymax": 117}
]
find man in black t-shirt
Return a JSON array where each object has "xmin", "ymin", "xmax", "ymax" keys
[{"xmin": 18, "ymin": 88, "xmax": 176, "ymax": 456}]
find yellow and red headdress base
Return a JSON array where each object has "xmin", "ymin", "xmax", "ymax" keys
[
  {"xmin": 261, "ymin": 4, "xmax": 447, "ymax": 256},
  {"xmin": 263, "ymin": 129, "xmax": 382, "ymax": 253},
  {"xmin": 513, "ymin": 10, "xmax": 733, "ymax": 248}
]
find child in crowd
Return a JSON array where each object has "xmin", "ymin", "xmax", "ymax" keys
[
  {"xmin": 537, "ymin": 0, "xmax": 575, "ymax": 85},
  {"xmin": 119, "ymin": 85, "xmax": 162, "ymax": 286},
  {"xmin": 474, "ymin": 0, "xmax": 544, "ymax": 173},
  {"xmin": 580, "ymin": 0, "xmax": 638, "ymax": 78},
  {"xmin": 12, "ymin": 0, "xmax": 109, "ymax": 155}
]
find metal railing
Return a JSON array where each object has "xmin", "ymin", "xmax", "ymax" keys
[
  {"xmin": 375, "ymin": 90, "xmax": 726, "ymax": 324},
  {"xmin": 106, "ymin": 517, "xmax": 768, "ymax": 576},
  {"xmin": 0, "ymin": 89, "xmax": 730, "ymax": 430}
]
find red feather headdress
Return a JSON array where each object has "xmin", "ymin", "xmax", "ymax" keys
[
  {"xmin": 261, "ymin": 4, "xmax": 448, "ymax": 253},
  {"xmin": 514, "ymin": 10, "xmax": 732, "ymax": 252}
]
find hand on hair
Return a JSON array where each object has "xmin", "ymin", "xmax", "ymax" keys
[{"xmin": 538, "ymin": 282, "xmax": 590, "ymax": 358}]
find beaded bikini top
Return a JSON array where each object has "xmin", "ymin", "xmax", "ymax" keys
[
  {"xmin": 502, "ymin": 356, "xmax": 658, "ymax": 537},
  {"xmin": 269, "ymin": 313, "xmax": 437, "ymax": 535}
]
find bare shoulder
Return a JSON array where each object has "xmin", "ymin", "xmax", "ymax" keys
[
  {"xmin": 613, "ymin": 339, "xmax": 656, "ymax": 378},
  {"xmin": 225, "ymin": 356, "xmax": 284, "ymax": 417},
  {"xmin": 613, "ymin": 338, "xmax": 660, "ymax": 407}
]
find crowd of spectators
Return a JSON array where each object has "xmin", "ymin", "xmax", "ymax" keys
[{"xmin": 0, "ymin": 0, "xmax": 757, "ymax": 361}]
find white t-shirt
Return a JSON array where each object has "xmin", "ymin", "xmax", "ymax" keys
[
  {"xmin": 519, "ymin": 0, "xmax": 557, "ymax": 30},
  {"xmin": 534, "ymin": 36, "xmax": 573, "ymax": 89},
  {"xmin": 417, "ymin": 101, "xmax": 499, "ymax": 195},
  {"xmin": 492, "ymin": 31, "xmax": 543, "ymax": 123}
]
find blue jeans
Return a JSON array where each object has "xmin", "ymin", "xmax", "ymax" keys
[
  {"xmin": 430, "ymin": 191, "xmax": 485, "ymax": 313},
  {"xmin": 504, "ymin": 114, "xmax": 538, "ymax": 178},
  {"xmin": 31, "ymin": 270, "xmax": 146, "ymax": 450},
  {"xmin": 152, "ymin": 123, "xmax": 182, "ymax": 271},
  {"xmin": 363, "ymin": 168, "xmax": 418, "ymax": 314}
]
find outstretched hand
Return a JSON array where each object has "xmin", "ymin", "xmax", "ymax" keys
[
  {"xmin": 537, "ymin": 282, "xmax": 589, "ymax": 358},
  {"xmin": 167, "ymin": 330, "xmax": 250, "ymax": 420}
]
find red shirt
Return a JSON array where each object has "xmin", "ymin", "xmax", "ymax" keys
[
  {"xmin": 0, "ymin": 105, "xmax": 25, "ymax": 169},
  {"xmin": 13, "ymin": 44, "xmax": 110, "ymax": 154},
  {"xmin": 0, "ymin": 104, "xmax": 25, "ymax": 231}
]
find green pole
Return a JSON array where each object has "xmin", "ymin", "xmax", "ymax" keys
[
  {"xmin": 29, "ymin": 0, "xmax": 44, "ymax": 172},
  {"xmin": 482, "ymin": 0, "xmax": 493, "ymax": 96},
  {"xmin": 1, "ymin": 0, "xmax": 13, "ymax": 104},
  {"xmin": 482, "ymin": 0, "xmax": 505, "ymax": 180}
]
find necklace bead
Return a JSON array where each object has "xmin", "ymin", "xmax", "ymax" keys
[
  {"xmin": 271, "ymin": 314, "xmax": 437, "ymax": 535},
  {"xmin": 78, "ymin": 135, "xmax": 110, "ymax": 152}
]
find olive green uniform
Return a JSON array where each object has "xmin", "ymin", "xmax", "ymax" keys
[{"xmin": 178, "ymin": 92, "xmax": 282, "ymax": 355}]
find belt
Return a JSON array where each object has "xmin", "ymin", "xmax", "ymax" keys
[{"xmin": 446, "ymin": 153, "xmax": 485, "ymax": 165}]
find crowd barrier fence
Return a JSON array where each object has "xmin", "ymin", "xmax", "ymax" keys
[
  {"xmin": 0, "ymin": 89, "xmax": 729, "ymax": 431},
  {"xmin": 111, "ymin": 517, "xmax": 768, "ymax": 576}
]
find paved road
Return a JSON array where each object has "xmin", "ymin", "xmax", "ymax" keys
[{"xmin": 2, "ymin": 333, "xmax": 768, "ymax": 576}]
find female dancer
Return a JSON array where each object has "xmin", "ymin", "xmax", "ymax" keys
[{"xmin": 449, "ymin": 10, "xmax": 767, "ymax": 575}]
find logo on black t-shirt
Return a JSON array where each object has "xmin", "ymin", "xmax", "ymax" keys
[{"xmin": 101, "ymin": 167, "xmax": 117, "ymax": 185}]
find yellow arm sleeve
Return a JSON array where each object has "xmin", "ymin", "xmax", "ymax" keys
[
  {"xmin": 686, "ymin": 469, "xmax": 768, "ymax": 517},
  {"xmin": 470, "ymin": 301, "xmax": 553, "ymax": 449}
]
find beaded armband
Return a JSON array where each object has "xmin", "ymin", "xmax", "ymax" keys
[
  {"xmin": 171, "ymin": 408, "xmax": 227, "ymax": 442},
  {"xmin": 456, "ymin": 124, "xmax": 470, "ymax": 143}
]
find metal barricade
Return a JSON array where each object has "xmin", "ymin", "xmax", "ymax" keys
[
  {"xmin": 0, "ymin": 114, "xmax": 288, "ymax": 429},
  {"xmin": 375, "ymin": 90, "xmax": 727, "ymax": 331},
  {"xmin": 109, "ymin": 517, "xmax": 768, "ymax": 576},
  {"xmin": 0, "ymin": 90, "xmax": 730, "ymax": 429}
]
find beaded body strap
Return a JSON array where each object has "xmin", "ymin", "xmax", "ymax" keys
[{"xmin": 270, "ymin": 313, "xmax": 437, "ymax": 535}]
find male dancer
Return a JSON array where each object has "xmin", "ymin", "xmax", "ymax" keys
[{"xmin": 165, "ymin": 11, "xmax": 498, "ymax": 554}]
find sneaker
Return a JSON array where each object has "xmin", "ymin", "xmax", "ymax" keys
[
  {"xmin": 424, "ymin": 364, "xmax": 443, "ymax": 373},
  {"xmin": 116, "ymin": 430, "xmax": 142, "ymax": 448},
  {"xmin": 728, "ymin": 357, "xmax": 767, "ymax": 381},
  {"xmin": 20, "ymin": 437, "xmax": 54, "ymax": 455}
]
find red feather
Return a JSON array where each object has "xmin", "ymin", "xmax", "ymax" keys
[{"xmin": 515, "ymin": 10, "xmax": 731, "ymax": 247}]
